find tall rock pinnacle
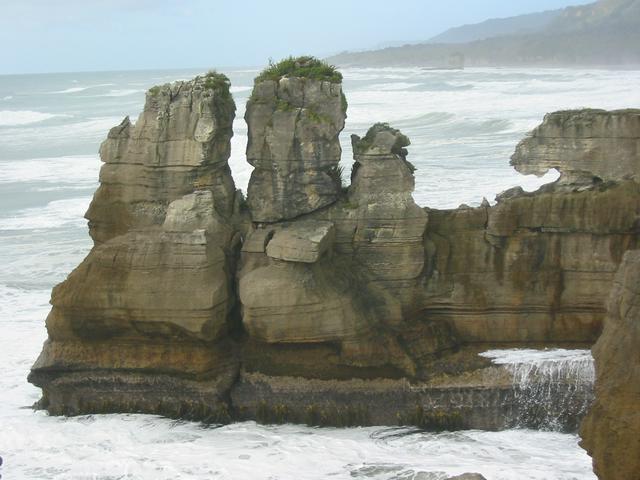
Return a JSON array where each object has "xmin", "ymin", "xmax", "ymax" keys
[{"xmin": 245, "ymin": 56, "xmax": 347, "ymax": 222}]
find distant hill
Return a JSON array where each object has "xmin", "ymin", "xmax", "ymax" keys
[
  {"xmin": 428, "ymin": 10, "xmax": 561, "ymax": 44},
  {"xmin": 328, "ymin": 0, "xmax": 640, "ymax": 68}
]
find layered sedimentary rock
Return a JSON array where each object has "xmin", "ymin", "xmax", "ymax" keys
[
  {"xmin": 238, "ymin": 123, "xmax": 439, "ymax": 380},
  {"xmin": 28, "ymin": 56, "xmax": 640, "ymax": 444},
  {"xmin": 421, "ymin": 110, "xmax": 640, "ymax": 344},
  {"xmin": 511, "ymin": 109, "xmax": 640, "ymax": 184},
  {"xmin": 580, "ymin": 250, "xmax": 640, "ymax": 480},
  {"xmin": 245, "ymin": 59, "xmax": 346, "ymax": 222},
  {"xmin": 29, "ymin": 73, "xmax": 245, "ymax": 418},
  {"xmin": 87, "ymin": 73, "xmax": 237, "ymax": 243}
]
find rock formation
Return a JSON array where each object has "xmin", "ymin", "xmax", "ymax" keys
[
  {"xmin": 28, "ymin": 58, "xmax": 640, "ymax": 440},
  {"xmin": 580, "ymin": 250, "xmax": 640, "ymax": 480},
  {"xmin": 238, "ymin": 123, "xmax": 420, "ymax": 379},
  {"xmin": 29, "ymin": 72, "xmax": 247, "ymax": 419},
  {"xmin": 511, "ymin": 109, "xmax": 640, "ymax": 184},
  {"xmin": 245, "ymin": 56, "xmax": 347, "ymax": 222},
  {"xmin": 421, "ymin": 109, "xmax": 640, "ymax": 344}
]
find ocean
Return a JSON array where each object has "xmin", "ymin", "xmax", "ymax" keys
[{"xmin": 1, "ymin": 65, "xmax": 638, "ymax": 479}]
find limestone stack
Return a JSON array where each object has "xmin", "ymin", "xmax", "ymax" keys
[
  {"xmin": 29, "ymin": 73, "xmax": 245, "ymax": 419},
  {"xmin": 325, "ymin": 123, "xmax": 429, "ymax": 309},
  {"xmin": 580, "ymin": 250, "xmax": 640, "ymax": 480},
  {"xmin": 87, "ymin": 73, "xmax": 237, "ymax": 243},
  {"xmin": 245, "ymin": 57, "xmax": 346, "ymax": 222}
]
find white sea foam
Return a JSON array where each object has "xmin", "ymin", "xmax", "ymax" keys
[
  {"xmin": 0, "ymin": 110, "xmax": 68, "ymax": 127},
  {"xmin": 48, "ymin": 83, "xmax": 115, "ymax": 94},
  {"xmin": 0, "ymin": 116, "xmax": 121, "ymax": 147},
  {"xmin": 480, "ymin": 348, "xmax": 595, "ymax": 386},
  {"xmin": 365, "ymin": 82, "xmax": 423, "ymax": 91},
  {"xmin": 480, "ymin": 349, "xmax": 593, "ymax": 366},
  {"xmin": 98, "ymin": 88, "xmax": 144, "ymax": 97},
  {"xmin": 2, "ymin": 95, "xmax": 13, "ymax": 100},
  {"xmin": 0, "ymin": 197, "xmax": 91, "ymax": 231},
  {"xmin": 0, "ymin": 155, "xmax": 100, "ymax": 185},
  {"xmin": 480, "ymin": 349, "xmax": 595, "ymax": 430},
  {"xmin": 230, "ymin": 86, "xmax": 252, "ymax": 93}
]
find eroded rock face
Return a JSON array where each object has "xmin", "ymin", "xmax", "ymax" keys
[
  {"xmin": 237, "ymin": 124, "xmax": 437, "ymax": 379},
  {"xmin": 421, "ymin": 109, "xmax": 640, "ymax": 344},
  {"xmin": 245, "ymin": 69, "xmax": 346, "ymax": 222},
  {"xmin": 326, "ymin": 124, "xmax": 428, "ymax": 308},
  {"xmin": 88, "ymin": 74, "xmax": 236, "ymax": 243},
  {"xmin": 580, "ymin": 250, "xmax": 640, "ymax": 480},
  {"xmin": 26, "ymin": 58, "xmax": 640, "ymax": 442},
  {"xmin": 423, "ymin": 180, "xmax": 640, "ymax": 343},
  {"xmin": 29, "ymin": 74, "xmax": 245, "ymax": 419},
  {"xmin": 511, "ymin": 109, "xmax": 640, "ymax": 184}
]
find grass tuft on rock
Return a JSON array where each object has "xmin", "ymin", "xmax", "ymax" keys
[
  {"xmin": 255, "ymin": 56, "xmax": 342, "ymax": 84},
  {"xmin": 203, "ymin": 70, "xmax": 231, "ymax": 92}
]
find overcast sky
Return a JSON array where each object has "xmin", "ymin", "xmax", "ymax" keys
[{"xmin": 0, "ymin": 0, "xmax": 594, "ymax": 74}]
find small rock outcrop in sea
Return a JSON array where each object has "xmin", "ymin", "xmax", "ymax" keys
[
  {"xmin": 27, "ymin": 57, "xmax": 640, "ymax": 439},
  {"xmin": 245, "ymin": 56, "xmax": 346, "ymax": 222},
  {"xmin": 580, "ymin": 250, "xmax": 640, "ymax": 480}
]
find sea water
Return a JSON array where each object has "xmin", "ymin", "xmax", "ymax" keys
[{"xmin": 2, "ymin": 66, "xmax": 639, "ymax": 479}]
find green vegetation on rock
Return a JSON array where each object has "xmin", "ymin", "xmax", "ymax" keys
[
  {"xmin": 203, "ymin": 70, "xmax": 231, "ymax": 92},
  {"xmin": 255, "ymin": 56, "xmax": 342, "ymax": 84}
]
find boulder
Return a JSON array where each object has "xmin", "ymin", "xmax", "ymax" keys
[{"xmin": 266, "ymin": 220, "xmax": 335, "ymax": 263}]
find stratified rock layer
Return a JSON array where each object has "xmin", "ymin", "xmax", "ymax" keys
[
  {"xmin": 27, "ymin": 59, "xmax": 640, "ymax": 447},
  {"xmin": 29, "ymin": 74, "xmax": 245, "ymax": 418},
  {"xmin": 245, "ymin": 69, "xmax": 346, "ymax": 222},
  {"xmin": 421, "ymin": 109, "xmax": 640, "ymax": 344},
  {"xmin": 511, "ymin": 109, "xmax": 640, "ymax": 183},
  {"xmin": 238, "ymin": 124, "xmax": 435, "ymax": 379},
  {"xmin": 580, "ymin": 250, "xmax": 640, "ymax": 480},
  {"xmin": 88, "ymin": 75, "xmax": 237, "ymax": 243}
]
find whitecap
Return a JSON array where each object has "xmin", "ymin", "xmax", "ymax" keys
[
  {"xmin": 2, "ymin": 95, "xmax": 13, "ymax": 101},
  {"xmin": 480, "ymin": 348, "xmax": 593, "ymax": 366},
  {"xmin": 0, "ymin": 110, "xmax": 69, "ymax": 127},
  {"xmin": 366, "ymin": 82, "xmax": 423, "ymax": 91},
  {"xmin": 0, "ymin": 116, "xmax": 121, "ymax": 147},
  {"xmin": 0, "ymin": 155, "xmax": 100, "ymax": 185},
  {"xmin": 0, "ymin": 197, "xmax": 91, "ymax": 231},
  {"xmin": 48, "ymin": 83, "xmax": 115, "ymax": 94},
  {"xmin": 98, "ymin": 88, "xmax": 144, "ymax": 97}
]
